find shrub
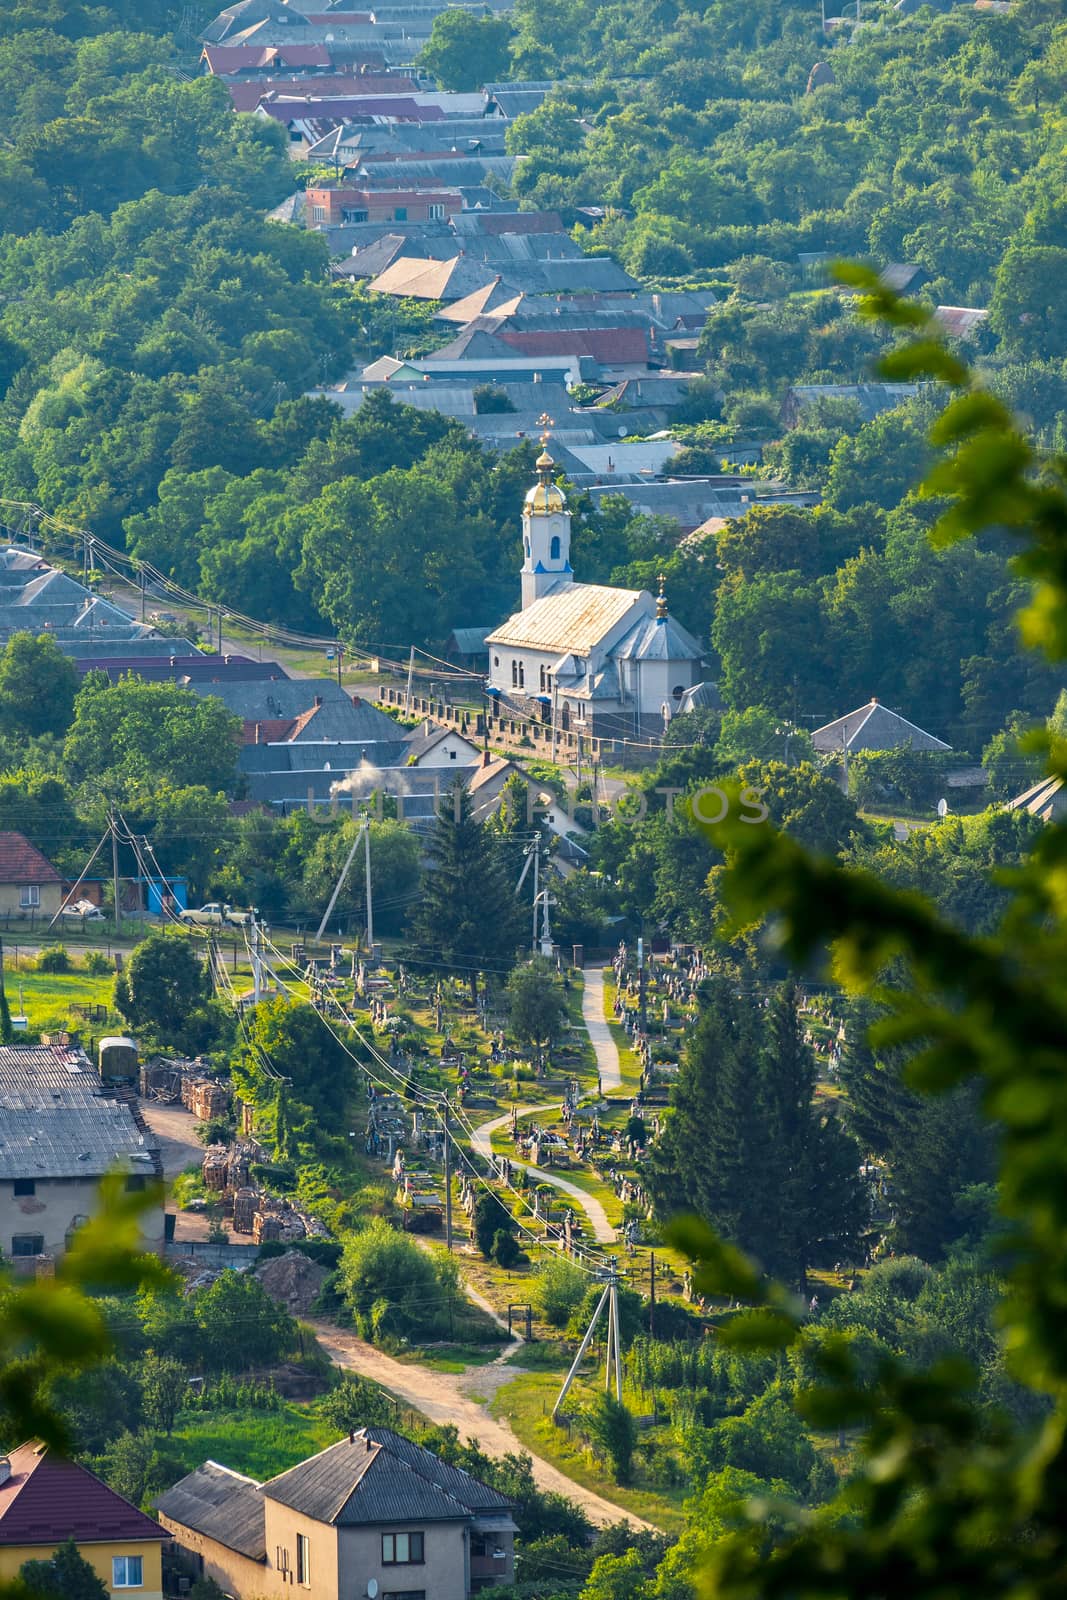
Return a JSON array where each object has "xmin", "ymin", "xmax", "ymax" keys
[
  {"xmin": 36, "ymin": 945, "xmax": 71, "ymax": 973},
  {"xmin": 532, "ymin": 1256, "xmax": 587, "ymax": 1328},
  {"xmin": 339, "ymin": 1218, "xmax": 460, "ymax": 1342},
  {"xmin": 84, "ymin": 950, "xmax": 114, "ymax": 975}
]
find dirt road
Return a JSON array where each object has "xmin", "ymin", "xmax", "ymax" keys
[
  {"xmin": 582, "ymin": 966, "xmax": 622, "ymax": 1092},
  {"xmin": 305, "ymin": 1319, "xmax": 653, "ymax": 1529}
]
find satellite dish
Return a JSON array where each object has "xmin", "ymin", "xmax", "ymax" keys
[
  {"xmin": 368, "ymin": 1582, "xmax": 379, "ymax": 1598},
  {"xmin": 937, "ymin": 798, "xmax": 948, "ymax": 818}
]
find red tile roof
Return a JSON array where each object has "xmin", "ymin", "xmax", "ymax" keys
[
  {"xmin": 0, "ymin": 1444, "xmax": 168, "ymax": 1546},
  {"xmin": 242, "ymin": 718, "xmax": 297, "ymax": 745},
  {"xmin": 498, "ymin": 327, "xmax": 651, "ymax": 364},
  {"xmin": 0, "ymin": 833, "xmax": 60, "ymax": 886}
]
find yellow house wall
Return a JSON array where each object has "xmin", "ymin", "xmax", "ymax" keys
[
  {"xmin": 0, "ymin": 883, "xmax": 63, "ymax": 918},
  {"xmin": 0, "ymin": 1538, "xmax": 163, "ymax": 1599}
]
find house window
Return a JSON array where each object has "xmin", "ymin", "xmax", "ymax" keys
[
  {"xmin": 518, "ymin": 662, "xmax": 525, "ymax": 689},
  {"xmin": 382, "ymin": 1532, "xmax": 425, "ymax": 1565},
  {"xmin": 383, "ymin": 1592, "xmax": 426, "ymax": 1600},
  {"xmin": 550, "ymin": 535, "xmax": 561, "ymax": 560},
  {"xmin": 577, "ymin": 703, "xmax": 586, "ymax": 722},
  {"xmin": 125, "ymin": 1174, "xmax": 147, "ymax": 1193},
  {"xmin": 13, "ymin": 1179, "xmax": 35, "ymax": 1197},
  {"xmin": 19, "ymin": 886, "xmax": 39, "ymax": 909},
  {"xmin": 112, "ymin": 1556, "xmax": 143, "ymax": 1589},
  {"xmin": 394, "ymin": 206, "xmax": 408, "ymax": 221},
  {"xmin": 11, "ymin": 1235, "xmax": 43, "ymax": 1257},
  {"xmin": 449, "ymin": 750, "xmax": 457, "ymax": 760},
  {"xmin": 296, "ymin": 1533, "xmax": 311, "ymax": 1587},
  {"xmin": 539, "ymin": 665, "xmax": 548, "ymax": 693},
  {"xmin": 428, "ymin": 203, "xmax": 445, "ymax": 220},
  {"xmin": 493, "ymin": 655, "xmax": 499, "ymax": 667},
  {"xmin": 311, "ymin": 205, "xmax": 326, "ymax": 222},
  {"xmin": 511, "ymin": 660, "xmax": 518, "ymax": 687},
  {"xmin": 342, "ymin": 208, "xmax": 368, "ymax": 223}
]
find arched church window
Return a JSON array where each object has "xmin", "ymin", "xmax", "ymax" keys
[
  {"xmin": 518, "ymin": 661, "xmax": 525, "ymax": 688},
  {"xmin": 524, "ymin": 538, "xmax": 531, "ymax": 558},
  {"xmin": 512, "ymin": 660, "xmax": 518, "ymax": 686},
  {"xmin": 539, "ymin": 664, "xmax": 548, "ymax": 692},
  {"xmin": 550, "ymin": 535, "xmax": 561, "ymax": 560}
]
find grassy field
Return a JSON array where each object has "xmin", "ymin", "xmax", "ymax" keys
[
  {"xmin": 490, "ymin": 1370, "xmax": 687, "ymax": 1533},
  {"xmin": 167, "ymin": 1402, "xmax": 339, "ymax": 1480},
  {"xmin": 11, "ymin": 968, "xmax": 122, "ymax": 1031}
]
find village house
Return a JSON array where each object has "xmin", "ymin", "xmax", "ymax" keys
[
  {"xmin": 156, "ymin": 1427, "xmax": 517, "ymax": 1600},
  {"xmin": 0, "ymin": 1040, "xmax": 164, "ymax": 1269},
  {"xmin": 305, "ymin": 184, "xmax": 462, "ymax": 225},
  {"xmin": 0, "ymin": 833, "xmax": 63, "ymax": 921},
  {"xmin": 0, "ymin": 1444, "xmax": 169, "ymax": 1599}
]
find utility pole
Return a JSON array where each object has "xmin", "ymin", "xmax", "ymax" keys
[
  {"xmin": 110, "ymin": 810, "xmax": 122, "ymax": 936},
  {"xmin": 217, "ymin": 608, "xmax": 223, "ymax": 655},
  {"xmin": 531, "ymin": 838, "xmax": 539, "ymax": 953},
  {"xmin": 251, "ymin": 918, "xmax": 263, "ymax": 1006},
  {"xmin": 550, "ymin": 679, "xmax": 559, "ymax": 762},
  {"xmin": 442, "ymin": 1096, "xmax": 453, "ymax": 1251},
  {"xmin": 404, "ymin": 644, "xmax": 416, "ymax": 714},
  {"xmin": 649, "ymin": 1251, "xmax": 656, "ymax": 1336},
  {"xmin": 139, "ymin": 568, "xmax": 147, "ymax": 622},
  {"xmin": 364, "ymin": 815, "xmax": 373, "ymax": 952},
  {"xmin": 336, "ymin": 645, "xmax": 343, "ymax": 688}
]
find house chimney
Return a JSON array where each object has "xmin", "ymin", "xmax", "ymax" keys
[
  {"xmin": 314, "ymin": 695, "xmax": 323, "ymax": 708},
  {"xmin": 352, "ymin": 695, "xmax": 362, "ymax": 707},
  {"xmin": 255, "ymin": 723, "xmax": 261, "ymax": 745},
  {"xmin": 482, "ymin": 749, "xmax": 491, "ymax": 767},
  {"xmin": 0, "ymin": 1457, "xmax": 10, "ymax": 1487},
  {"xmin": 366, "ymin": 1435, "xmax": 373, "ymax": 1451}
]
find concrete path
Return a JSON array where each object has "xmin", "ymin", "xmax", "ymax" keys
[
  {"xmin": 472, "ymin": 1107, "xmax": 616, "ymax": 1245},
  {"xmin": 306, "ymin": 1318, "xmax": 654, "ymax": 1529},
  {"xmin": 581, "ymin": 965, "xmax": 622, "ymax": 1092}
]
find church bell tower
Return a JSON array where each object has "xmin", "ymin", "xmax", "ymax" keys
[{"xmin": 520, "ymin": 415, "xmax": 572, "ymax": 609}]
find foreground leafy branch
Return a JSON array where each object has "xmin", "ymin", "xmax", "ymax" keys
[{"xmin": 671, "ymin": 281, "xmax": 1067, "ymax": 1599}]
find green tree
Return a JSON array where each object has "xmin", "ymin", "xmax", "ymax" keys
[
  {"xmin": 192, "ymin": 1271, "xmax": 295, "ymax": 1371},
  {"xmin": 582, "ymin": 1393, "xmax": 637, "ymax": 1485},
  {"xmin": 233, "ymin": 997, "xmax": 352, "ymax": 1139},
  {"xmin": 20, "ymin": 1538, "xmax": 108, "ymax": 1600},
  {"xmin": 102, "ymin": 1428, "xmax": 158, "ymax": 1507},
  {"xmin": 418, "ymin": 9, "xmax": 513, "ymax": 90},
  {"xmin": 114, "ymin": 930, "xmax": 211, "ymax": 1047},
  {"xmin": 409, "ymin": 781, "xmax": 522, "ymax": 1002},
  {"xmin": 0, "ymin": 632, "xmax": 78, "ymax": 737},
  {"xmin": 301, "ymin": 818, "xmax": 421, "ymax": 938},
  {"xmin": 63, "ymin": 677, "xmax": 240, "ymax": 794},
  {"xmin": 140, "ymin": 1351, "xmax": 186, "ymax": 1435},
  {"xmin": 506, "ymin": 958, "xmax": 569, "ymax": 1069},
  {"xmin": 319, "ymin": 1374, "xmax": 395, "ymax": 1433}
]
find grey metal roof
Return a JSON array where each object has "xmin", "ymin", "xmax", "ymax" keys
[
  {"xmin": 0, "ymin": 1045, "xmax": 161, "ymax": 1182},
  {"xmin": 264, "ymin": 1429, "xmax": 513, "ymax": 1526},
  {"xmin": 811, "ymin": 699, "xmax": 951, "ymax": 754},
  {"xmin": 155, "ymin": 1463, "xmax": 266, "ymax": 1561},
  {"xmin": 190, "ymin": 678, "xmax": 401, "ymax": 743},
  {"xmin": 612, "ymin": 612, "xmax": 704, "ymax": 663}
]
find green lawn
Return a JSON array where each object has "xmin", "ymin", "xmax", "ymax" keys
[
  {"xmin": 11, "ymin": 968, "xmax": 122, "ymax": 1031},
  {"xmin": 166, "ymin": 1402, "xmax": 339, "ymax": 1480}
]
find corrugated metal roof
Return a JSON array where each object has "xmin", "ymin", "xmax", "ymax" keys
[
  {"xmin": 0, "ymin": 1044, "xmax": 161, "ymax": 1181},
  {"xmin": 263, "ymin": 1428, "xmax": 513, "ymax": 1525},
  {"xmin": 156, "ymin": 1463, "xmax": 266, "ymax": 1561},
  {"xmin": 487, "ymin": 583, "xmax": 642, "ymax": 655}
]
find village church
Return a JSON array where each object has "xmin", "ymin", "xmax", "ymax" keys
[{"xmin": 484, "ymin": 439, "xmax": 706, "ymax": 739}]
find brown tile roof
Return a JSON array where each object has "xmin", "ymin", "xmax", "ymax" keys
[
  {"xmin": 0, "ymin": 833, "xmax": 60, "ymax": 886},
  {"xmin": 0, "ymin": 1444, "xmax": 168, "ymax": 1546}
]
